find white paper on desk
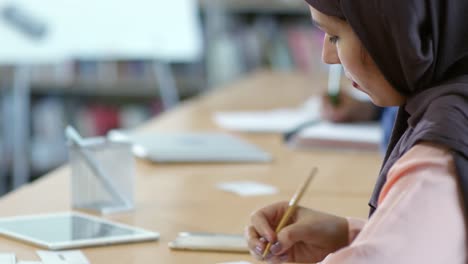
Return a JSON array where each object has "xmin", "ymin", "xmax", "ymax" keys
[
  {"xmin": 217, "ymin": 181, "xmax": 278, "ymax": 197},
  {"xmin": 17, "ymin": 262, "xmax": 43, "ymax": 264},
  {"xmin": 0, "ymin": 253, "xmax": 16, "ymax": 264},
  {"xmin": 37, "ymin": 250, "xmax": 89, "ymax": 264},
  {"xmin": 214, "ymin": 97, "xmax": 321, "ymax": 133}
]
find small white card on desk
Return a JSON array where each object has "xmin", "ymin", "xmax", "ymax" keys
[
  {"xmin": 217, "ymin": 181, "xmax": 278, "ymax": 197},
  {"xmin": 36, "ymin": 250, "xmax": 89, "ymax": 264},
  {"xmin": 0, "ymin": 253, "xmax": 16, "ymax": 264}
]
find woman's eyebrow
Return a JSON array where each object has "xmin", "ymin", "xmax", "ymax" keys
[{"xmin": 312, "ymin": 19, "xmax": 327, "ymax": 30}]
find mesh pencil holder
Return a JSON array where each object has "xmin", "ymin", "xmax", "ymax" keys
[{"xmin": 69, "ymin": 137, "xmax": 135, "ymax": 214}]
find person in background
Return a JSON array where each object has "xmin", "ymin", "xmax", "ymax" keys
[
  {"xmin": 245, "ymin": 0, "xmax": 468, "ymax": 263},
  {"xmin": 321, "ymin": 91, "xmax": 398, "ymax": 152}
]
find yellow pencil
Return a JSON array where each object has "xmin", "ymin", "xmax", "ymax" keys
[{"xmin": 262, "ymin": 167, "xmax": 317, "ymax": 259}]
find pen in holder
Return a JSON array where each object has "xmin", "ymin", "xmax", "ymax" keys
[{"xmin": 67, "ymin": 126, "xmax": 135, "ymax": 214}]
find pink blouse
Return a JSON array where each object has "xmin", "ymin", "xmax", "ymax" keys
[{"xmin": 321, "ymin": 143, "xmax": 467, "ymax": 263}]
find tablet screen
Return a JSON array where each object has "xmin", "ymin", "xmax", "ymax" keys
[{"xmin": 0, "ymin": 212, "xmax": 159, "ymax": 249}]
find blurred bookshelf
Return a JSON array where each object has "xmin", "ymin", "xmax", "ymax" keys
[
  {"xmin": 199, "ymin": 0, "xmax": 309, "ymax": 14},
  {"xmin": 201, "ymin": 0, "xmax": 325, "ymax": 87},
  {"xmin": 0, "ymin": 0, "xmax": 325, "ymax": 195},
  {"xmin": 0, "ymin": 60, "xmax": 205, "ymax": 192},
  {"xmin": 30, "ymin": 66, "xmax": 203, "ymax": 98}
]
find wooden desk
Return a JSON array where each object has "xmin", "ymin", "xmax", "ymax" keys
[{"xmin": 0, "ymin": 71, "xmax": 382, "ymax": 263}]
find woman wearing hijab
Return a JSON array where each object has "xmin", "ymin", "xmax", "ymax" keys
[{"xmin": 245, "ymin": 0, "xmax": 468, "ymax": 263}]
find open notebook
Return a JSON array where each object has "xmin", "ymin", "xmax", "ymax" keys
[{"xmin": 287, "ymin": 121, "xmax": 382, "ymax": 151}]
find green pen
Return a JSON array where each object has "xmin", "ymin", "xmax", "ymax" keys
[{"xmin": 328, "ymin": 64, "xmax": 342, "ymax": 106}]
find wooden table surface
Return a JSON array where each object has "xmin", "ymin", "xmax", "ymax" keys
[{"xmin": 0, "ymin": 71, "xmax": 382, "ymax": 263}]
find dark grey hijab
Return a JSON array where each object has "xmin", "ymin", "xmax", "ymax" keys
[{"xmin": 305, "ymin": 0, "xmax": 468, "ymax": 217}]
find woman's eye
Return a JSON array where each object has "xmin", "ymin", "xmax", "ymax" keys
[{"xmin": 329, "ymin": 35, "xmax": 339, "ymax": 44}]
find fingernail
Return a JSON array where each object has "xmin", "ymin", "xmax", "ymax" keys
[
  {"xmin": 256, "ymin": 241, "xmax": 264, "ymax": 250},
  {"xmin": 270, "ymin": 241, "xmax": 282, "ymax": 254},
  {"xmin": 259, "ymin": 237, "xmax": 267, "ymax": 243},
  {"xmin": 255, "ymin": 245, "xmax": 263, "ymax": 255},
  {"xmin": 279, "ymin": 253, "xmax": 288, "ymax": 262}
]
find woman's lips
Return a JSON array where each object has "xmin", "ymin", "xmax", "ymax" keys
[
  {"xmin": 345, "ymin": 72, "xmax": 360, "ymax": 88},
  {"xmin": 352, "ymin": 81, "xmax": 366, "ymax": 93}
]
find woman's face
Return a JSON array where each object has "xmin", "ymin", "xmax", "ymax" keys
[{"xmin": 309, "ymin": 7, "xmax": 405, "ymax": 106}]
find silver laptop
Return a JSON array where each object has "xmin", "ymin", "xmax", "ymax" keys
[{"xmin": 108, "ymin": 131, "xmax": 272, "ymax": 163}]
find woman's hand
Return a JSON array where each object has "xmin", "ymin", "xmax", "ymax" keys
[
  {"xmin": 245, "ymin": 201, "xmax": 349, "ymax": 263},
  {"xmin": 321, "ymin": 92, "xmax": 377, "ymax": 122}
]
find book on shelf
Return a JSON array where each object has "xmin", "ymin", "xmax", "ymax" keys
[
  {"xmin": 75, "ymin": 103, "xmax": 155, "ymax": 137},
  {"xmin": 284, "ymin": 25, "xmax": 325, "ymax": 74}
]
